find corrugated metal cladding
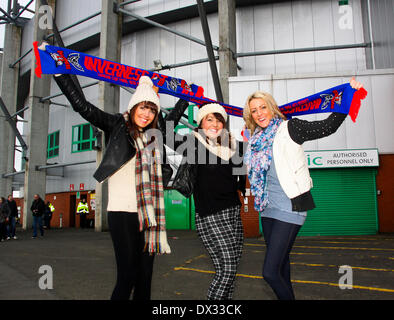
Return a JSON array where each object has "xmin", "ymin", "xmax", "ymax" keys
[
  {"xmin": 299, "ymin": 168, "xmax": 378, "ymax": 236},
  {"xmin": 361, "ymin": 0, "xmax": 394, "ymax": 69}
]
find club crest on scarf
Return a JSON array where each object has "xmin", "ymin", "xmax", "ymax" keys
[
  {"xmin": 320, "ymin": 90, "xmax": 343, "ymax": 110},
  {"xmin": 49, "ymin": 51, "xmax": 84, "ymax": 72}
]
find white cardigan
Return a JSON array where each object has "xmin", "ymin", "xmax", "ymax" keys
[{"xmin": 272, "ymin": 121, "xmax": 313, "ymax": 200}]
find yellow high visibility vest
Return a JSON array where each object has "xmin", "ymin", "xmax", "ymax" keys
[{"xmin": 77, "ymin": 202, "xmax": 89, "ymax": 214}]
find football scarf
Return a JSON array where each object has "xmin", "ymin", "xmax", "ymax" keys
[{"xmin": 33, "ymin": 42, "xmax": 367, "ymax": 122}]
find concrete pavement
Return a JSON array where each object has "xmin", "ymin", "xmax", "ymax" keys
[{"xmin": 0, "ymin": 227, "xmax": 393, "ymax": 300}]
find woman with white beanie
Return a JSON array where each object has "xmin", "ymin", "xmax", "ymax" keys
[
  {"xmin": 53, "ymin": 72, "xmax": 188, "ymax": 300},
  {"xmin": 171, "ymin": 103, "xmax": 246, "ymax": 300}
]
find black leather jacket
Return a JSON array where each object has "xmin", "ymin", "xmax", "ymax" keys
[{"xmin": 54, "ymin": 74, "xmax": 188, "ymax": 185}]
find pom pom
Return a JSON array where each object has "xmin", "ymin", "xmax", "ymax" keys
[{"xmin": 138, "ymin": 76, "xmax": 153, "ymax": 87}]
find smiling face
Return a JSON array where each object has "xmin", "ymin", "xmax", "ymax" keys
[
  {"xmin": 249, "ymin": 98, "xmax": 273, "ymax": 129},
  {"xmin": 200, "ymin": 113, "xmax": 224, "ymax": 140},
  {"xmin": 133, "ymin": 102, "xmax": 158, "ymax": 129}
]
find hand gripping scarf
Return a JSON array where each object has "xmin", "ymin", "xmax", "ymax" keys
[
  {"xmin": 243, "ymin": 117, "xmax": 283, "ymax": 212},
  {"xmin": 135, "ymin": 134, "xmax": 171, "ymax": 255},
  {"xmin": 33, "ymin": 42, "xmax": 367, "ymax": 121}
]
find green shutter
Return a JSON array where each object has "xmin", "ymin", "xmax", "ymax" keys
[
  {"xmin": 299, "ymin": 168, "xmax": 378, "ymax": 236},
  {"xmin": 165, "ymin": 190, "xmax": 191, "ymax": 229}
]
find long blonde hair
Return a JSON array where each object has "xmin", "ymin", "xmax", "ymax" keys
[{"xmin": 243, "ymin": 91, "xmax": 286, "ymax": 134}]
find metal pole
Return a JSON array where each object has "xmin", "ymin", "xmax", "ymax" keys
[
  {"xmin": 196, "ymin": 0, "xmax": 223, "ymax": 102},
  {"xmin": 36, "ymin": 160, "xmax": 96, "ymax": 170},
  {"xmin": 237, "ymin": 43, "xmax": 370, "ymax": 58},
  {"xmin": 40, "ymin": 81, "xmax": 99, "ymax": 102},
  {"xmin": 117, "ymin": 7, "xmax": 219, "ymax": 51},
  {"xmin": 14, "ymin": 0, "xmax": 34, "ymax": 19},
  {"xmin": 9, "ymin": 48, "xmax": 32, "ymax": 68},
  {"xmin": 45, "ymin": 11, "xmax": 102, "ymax": 41},
  {"xmin": 366, "ymin": 0, "xmax": 376, "ymax": 69},
  {"xmin": 9, "ymin": 105, "xmax": 29, "ymax": 118},
  {"xmin": 118, "ymin": 0, "xmax": 141, "ymax": 7},
  {"xmin": 0, "ymin": 97, "xmax": 28, "ymax": 151}
]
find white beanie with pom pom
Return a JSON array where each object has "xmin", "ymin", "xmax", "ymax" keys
[{"xmin": 128, "ymin": 76, "xmax": 160, "ymax": 112}]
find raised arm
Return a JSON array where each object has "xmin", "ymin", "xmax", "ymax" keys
[
  {"xmin": 288, "ymin": 77, "xmax": 363, "ymax": 145},
  {"xmin": 287, "ymin": 112, "xmax": 347, "ymax": 145},
  {"xmin": 54, "ymin": 74, "xmax": 118, "ymax": 132}
]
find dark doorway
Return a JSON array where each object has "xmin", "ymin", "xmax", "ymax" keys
[{"xmin": 69, "ymin": 195, "xmax": 76, "ymax": 227}]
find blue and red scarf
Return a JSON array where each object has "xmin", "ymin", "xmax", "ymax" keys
[{"xmin": 33, "ymin": 42, "xmax": 367, "ymax": 122}]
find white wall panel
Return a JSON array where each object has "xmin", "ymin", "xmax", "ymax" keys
[
  {"xmin": 371, "ymin": 74, "xmax": 394, "ymax": 153},
  {"xmin": 55, "ymin": 0, "xmax": 101, "ymax": 47},
  {"xmin": 272, "ymin": 2, "xmax": 295, "ymax": 74},
  {"xmin": 254, "ymin": 5, "xmax": 275, "ymax": 75},
  {"xmin": 292, "ymin": 0, "xmax": 315, "ymax": 73},
  {"xmin": 343, "ymin": 75, "xmax": 376, "ymax": 149},
  {"xmin": 237, "ymin": 7, "xmax": 255, "ymax": 75},
  {"xmin": 311, "ymin": 0, "xmax": 337, "ymax": 73}
]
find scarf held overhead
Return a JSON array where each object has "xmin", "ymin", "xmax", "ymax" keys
[{"xmin": 33, "ymin": 42, "xmax": 367, "ymax": 121}]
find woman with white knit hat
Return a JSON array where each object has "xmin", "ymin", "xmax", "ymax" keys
[
  {"xmin": 172, "ymin": 103, "xmax": 246, "ymax": 300},
  {"xmin": 53, "ymin": 71, "xmax": 188, "ymax": 300}
]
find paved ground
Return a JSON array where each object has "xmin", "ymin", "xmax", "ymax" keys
[{"xmin": 0, "ymin": 227, "xmax": 393, "ymax": 300}]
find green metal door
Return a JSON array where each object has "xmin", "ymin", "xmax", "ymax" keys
[
  {"xmin": 299, "ymin": 168, "xmax": 378, "ymax": 236},
  {"xmin": 164, "ymin": 189, "xmax": 190, "ymax": 229}
]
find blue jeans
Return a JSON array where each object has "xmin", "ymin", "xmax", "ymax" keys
[
  {"xmin": 7, "ymin": 216, "xmax": 16, "ymax": 238},
  {"xmin": 32, "ymin": 216, "xmax": 44, "ymax": 237},
  {"xmin": 261, "ymin": 217, "xmax": 301, "ymax": 300}
]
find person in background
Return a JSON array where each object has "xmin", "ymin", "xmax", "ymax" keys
[
  {"xmin": 44, "ymin": 201, "xmax": 55, "ymax": 229},
  {"xmin": 76, "ymin": 198, "xmax": 89, "ymax": 229},
  {"xmin": 31, "ymin": 194, "xmax": 46, "ymax": 239},
  {"xmin": 0, "ymin": 197, "xmax": 11, "ymax": 242},
  {"xmin": 243, "ymin": 77, "xmax": 364, "ymax": 300},
  {"xmin": 7, "ymin": 195, "xmax": 18, "ymax": 240}
]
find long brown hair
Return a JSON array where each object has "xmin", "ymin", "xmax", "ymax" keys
[{"xmin": 124, "ymin": 101, "xmax": 159, "ymax": 140}]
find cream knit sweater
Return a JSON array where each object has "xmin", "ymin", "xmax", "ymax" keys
[{"xmin": 107, "ymin": 156, "xmax": 138, "ymax": 212}]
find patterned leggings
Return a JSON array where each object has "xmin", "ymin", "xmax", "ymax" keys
[{"xmin": 195, "ymin": 205, "xmax": 243, "ymax": 300}]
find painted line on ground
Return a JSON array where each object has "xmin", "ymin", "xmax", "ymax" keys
[
  {"xmin": 173, "ymin": 267, "xmax": 394, "ymax": 293},
  {"xmin": 244, "ymin": 243, "xmax": 394, "ymax": 251},
  {"xmin": 290, "ymin": 262, "xmax": 394, "ymax": 272}
]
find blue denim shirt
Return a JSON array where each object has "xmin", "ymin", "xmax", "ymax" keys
[{"xmin": 262, "ymin": 155, "xmax": 307, "ymax": 226}]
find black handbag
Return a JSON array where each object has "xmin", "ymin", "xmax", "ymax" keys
[{"xmin": 172, "ymin": 162, "xmax": 196, "ymax": 198}]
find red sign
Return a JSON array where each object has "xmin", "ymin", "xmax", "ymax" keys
[
  {"xmin": 80, "ymin": 183, "xmax": 84, "ymax": 191},
  {"xmin": 69, "ymin": 184, "xmax": 74, "ymax": 191}
]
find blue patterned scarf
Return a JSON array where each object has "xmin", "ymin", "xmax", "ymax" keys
[{"xmin": 244, "ymin": 117, "xmax": 283, "ymax": 212}]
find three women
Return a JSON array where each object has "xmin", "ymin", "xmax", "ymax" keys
[{"xmin": 50, "ymin": 41, "xmax": 363, "ymax": 300}]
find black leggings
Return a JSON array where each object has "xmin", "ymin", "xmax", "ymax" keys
[
  {"xmin": 108, "ymin": 211, "xmax": 155, "ymax": 300},
  {"xmin": 261, "ymin": 217, "xmax": 301, "ymax": 300}
]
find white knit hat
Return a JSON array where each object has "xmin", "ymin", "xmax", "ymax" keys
[
  {"xmin": 127, "ymin": 76, "xmax": 160, "ymax": 112},
  {"xmin": 196, "ymin": 103, "xmax": 228, "ymax": 125}
]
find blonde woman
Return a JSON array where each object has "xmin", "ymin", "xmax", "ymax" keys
[{"xmin": 243, "ymin": 78, "xmax": 363, "ymax": 300}]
